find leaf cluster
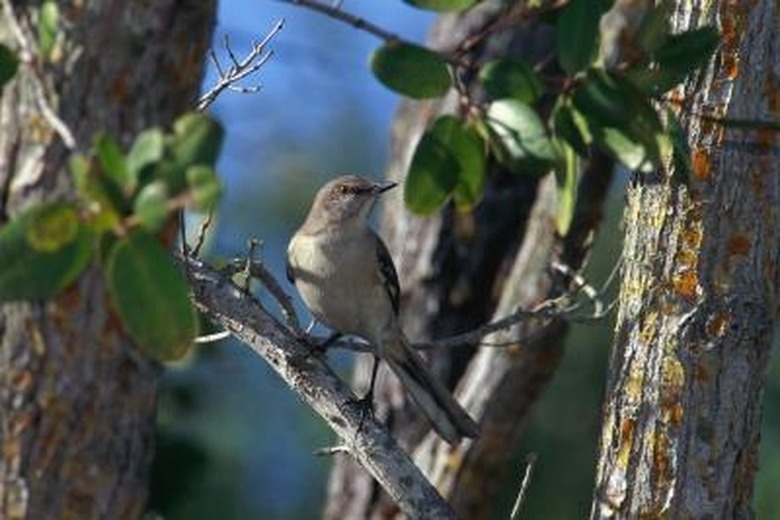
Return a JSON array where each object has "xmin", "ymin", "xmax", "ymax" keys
[
  {"xmin": 370, "ymin": 0, "xmax": 719, "ymax": 234},
  {"xmin": 0, "ymin": 111, "xmax": 224, "ymax": 361}
]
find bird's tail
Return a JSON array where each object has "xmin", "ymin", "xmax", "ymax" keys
[{"xmin": 382, "ymin": 336, "xmax": 479, "ymax": 444}]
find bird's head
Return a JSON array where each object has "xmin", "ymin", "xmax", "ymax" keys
[{"xmin": 307, "ymin": 175, "xmax": 397, "ymax": 228}]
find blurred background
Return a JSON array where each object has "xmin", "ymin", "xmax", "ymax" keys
[{"xmin": 148, "ymin": 2, "xmax": 780, "ymax": 518}]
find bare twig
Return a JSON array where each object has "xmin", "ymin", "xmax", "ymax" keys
[
  {"xmin": 191, "ymin": 208, "xmax": 215, "ymax": 258},
  {"xmin": 313, "ymin": 444, "xmax": 350, "ymax": 456},
  {"xmin": 196, "ymin": 19, "xmax": 284, "ymax": 111},
  {"xmin": 194, "ymin": 330, "xmax": 232, "ymax": 344},
  {"xmin": 510, "ymin": 453, "xmax": 537, "ymax": 520},
  {"xmin": 2, "ymin": 0, "xmax": 77, "ymax": 149},
  {"xmin": 222, "ymin": 257, "xmax": 303, "ymax": 336},
  {"xmin": 279, "ymin": 0, "xmax": 401, "ymax": 43}
]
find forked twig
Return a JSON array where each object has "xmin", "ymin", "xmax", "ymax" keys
[{"xmin": 196, "ymin": 19, "xmax": 284, "ymax": 111}]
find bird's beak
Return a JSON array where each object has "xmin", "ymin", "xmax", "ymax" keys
[{"xmin": 374, "ymin": 180, "xmax": 397, "ymax": 194}]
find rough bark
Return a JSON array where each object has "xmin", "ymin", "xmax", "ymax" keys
[
  {"xmin": 592, "ymin": 1, "xmax": 779, "ymax": 518},
  {"xmin": 0, "ymin": 2, "xmax": 215, "ymax": 518},
  {"xmin": 324, "ymin": 2, "xmax": 614, "ymax": 518}
]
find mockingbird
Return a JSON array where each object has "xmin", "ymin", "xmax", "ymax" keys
[{"xmin": 286, "ymin": 175, "xmax": 479, "ymax": 444}]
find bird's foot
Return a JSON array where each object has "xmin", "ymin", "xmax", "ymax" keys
[
  {"xmin": 303, "ymin": 332, "xmax": 342, "ymax": 358},
  {"xmin": 351, "ymin": 390, "xmax": 375, "ymax": 436}
]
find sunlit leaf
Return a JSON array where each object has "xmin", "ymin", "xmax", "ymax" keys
[
  {"xmin": 370, "ymin": 42, "xmax": 451, "ymax": 99},
  {"xmin": 26, "ymin": 202, "xmax": 80, "ymax": 252},
  {"xmin": 552, "ymin": 97, "xmax": 591, "ymax": 156},
  {"xmin": 554, "ymin": 139, "xmax": 579, "ymax": 236},
  {"xmin": 128, "ymin": 127, "xmax": 164, "ymax": 180},
  {"xmin": 70, "ymin": 154, "xmax": 123, "ymax": 233},
  {"xmin": 487, "ymin": 99, "xmax": 556, "ymax": 175},
  {"xmin": 133, "ymin": 181, "xmax": 169, "ymax": 232},
  {"xmin": 106, "ymin": 230, "xmax": 197, "ymax": 361},
  {"xmin": 479, "ymin": 59, "xmax": 542, "ymax": 103},
  {"xmin": 591, "ymin": 125, "xmax": 654, "ymax": 172},
  {"xmin": 0, "ymin": 202, "xmax": 92, "ymax": 302},
  {"xmin": 38, "ymin": 1, "xmax": 59, "ymax": 58}
]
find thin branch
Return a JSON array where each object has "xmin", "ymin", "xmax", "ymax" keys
[
  {"xmin": 2, "ymin": 0, "xmax": 77, "ymax": 149},
  {"xmin": 509, "ymin": 453, "xmax": 537, "ymax": 520},
  {"xmin": 279, "ymin": 0, "xmax": 401, "ymax": 43},
  {"xmin": 313, "ymin": 444, "xmax": 350, "ymax": 456},
  {"xmin": 191, "ymin": 208, "xmax": 215, "ymax": 258},
  {"xmin": 196, "ymin": 19, "xmax": 284, "ymax": 111},
  {"xmin": 222, "ymin": 257, "xmax": 303, "ymax": 337}
]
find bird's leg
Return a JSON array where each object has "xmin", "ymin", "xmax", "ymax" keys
[{"xmin": 354, "ymin": 356, "xmax": 380, "ymax": 434}]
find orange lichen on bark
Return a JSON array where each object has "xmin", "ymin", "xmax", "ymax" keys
[
  {"xmin": 650, "ymin": 427, "xmax": 674, "ymax": 497},
  {"xmin": 617, "ymin": 418, "xmax": 635, "ymax": 469},
  {"xmin": 691, "ymin": 147, "xmax": 712, "ymax": 181},
  {"xmin": 706, "ymin": 312, "xmax": 730, "ymax": 338},
  {"xmin": 672, "ymin": 269, "xmax": 699, "ymax": 301}
]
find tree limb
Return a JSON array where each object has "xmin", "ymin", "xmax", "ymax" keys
[{"xmin": 184, "ymin": 255, "xmax": 458, "ymax": 519}]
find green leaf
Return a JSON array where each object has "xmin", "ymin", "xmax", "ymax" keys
[
  {"xmin": 38, "ymin": 1, "xmax": 59, "ymax": 58},
  {"xmin": 0, "ymin": 202, "xmax": 92, "ymax": 302},
  {"xmin": 95, "ymin": 133, "xmax": 132, "ymax": 194},
  {"xmin": 106, "ymin": 230, "xmax": 198, "ymax": 361},
  {"xmin": 591, "ymin": 125, "xmax": 654, "ymax": 172},
  {"xmin": 26, "ymin": 202, "xmax": 80, "ymax": 252},
  {"xmin": 655, "ymin": 26, "xmax": 719, "ymax": 76},
  {"xmin": 370, "ymin": 42, "xmax": 451, "ymax": 99},
  {"xmin": 573, "ymin": 69, "xmax": 663, "ymax": 168},
  {"xmin": 479, "ymin": 59, "xmax": 542, "ymax": 103},
  {"xmin": 0, "ymin": 43, "xmax": 19, "ymax": 88},
  {"xmin": 403, "ymin": 0, "xmax": 479, "ymax": 11},
  {"xmin": 572, "ymin": 69, "xmax": 632, "ymax": 128},
  {"xmin": 405, "ymin": 125, "xmax": 460, "ymax": 214},
  {"xmin": 186, "ymin": 165, "xmax": 222, "ymax": 212},
  {"xmin": 127, "ymin": 128, "xmax": 164, "ymax": 180},
  {"xmin": 426, "ymin": 116, "xmax": 486, "ymax": 211},
  {"xmin": 133, "ymin": 181, "xmax": 169, "ymax": 232},
  {"xmin": 70, "ymin": 154, "xmax": 123, "ymax": 233},
  {"xmin": 552, "ymin": 97, "xmax": 591, "ymax": 156},
  {"xmin": 556, "ymin": 0, "xmax": 604, "ymax": 75},
  {"xmin": 486, "ymin": 99, "xmax": 556, "ymax": 175},
  {"xmin": 166, "ymin": 113, "xmax": 224, "ymax": 192},
  {"xmin": 553, "ymin": 139, "xmax": 578, "ymax": 236}
]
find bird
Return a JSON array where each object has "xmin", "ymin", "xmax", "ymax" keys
[{"xmin": 286, "ymin": 175, "xmax": 479, "ymax": 444}]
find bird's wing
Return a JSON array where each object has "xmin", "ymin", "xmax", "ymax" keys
[{"xmin": 373, "ymin": 233, "xmax": 400, "ymax": 315}]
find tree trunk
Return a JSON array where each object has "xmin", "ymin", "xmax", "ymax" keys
[
  {"xmin": 0, "ymin": 2, "xmax": 215, "ymax": 518},
  {"xmin": 592, "ymin": 1, "xmax": 779, "ymax": 518},
  {"xmin": 324, "ymin": 2, "xmax": 614, "ymax": 518}
]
